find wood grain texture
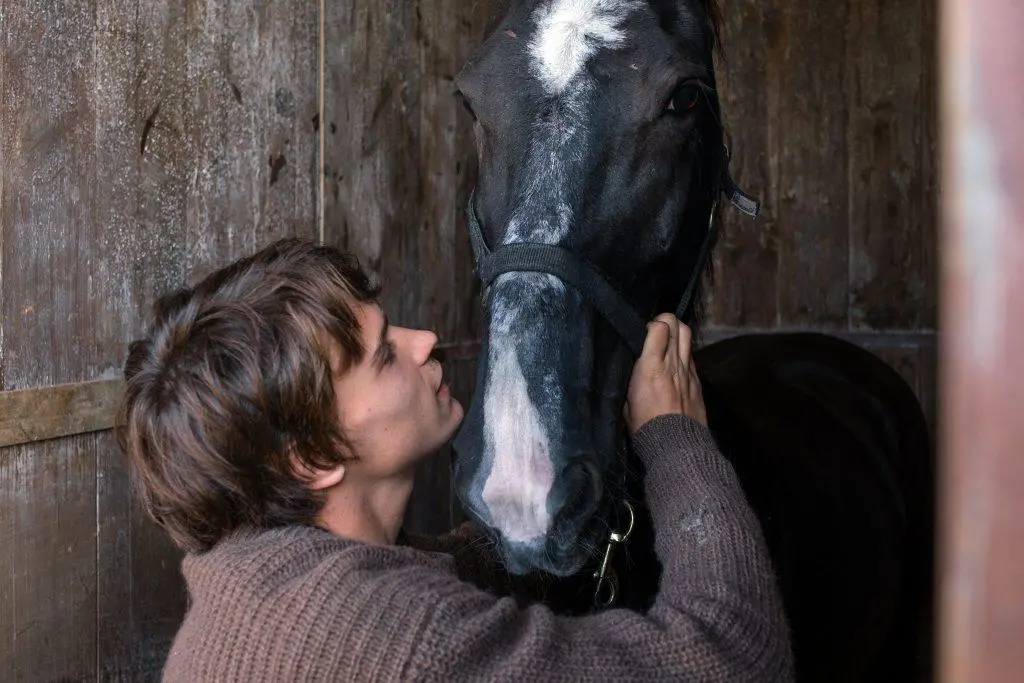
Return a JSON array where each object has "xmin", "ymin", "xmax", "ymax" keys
[
  {"xmin": 183, "ymin": 0, "xmax": 318, "ymax": 278},
  {"xmin": 0, "ymin": 439, "xmax": 99, "ymax": 682},
  {"xmin": 707, "ymin": 0, "xmax": 938, "ymax": 451},
  {"xmin": 709, "ymin": 0, "xmax": 780, "ymax": 328},
  {"xmin": 1, "ymin": 1, "xmax": 319, "ymax": 681},
  {"xmin": 711, "ymin": 0, "xmax": 937, "ymax": 333},
  {"xmin": 847, "ymin": 0, "xmax": 938, "ymax": 331},
  {"xmin": 0, "ymin": 379, "xmax": 124, "ymax": 447},
  {"xmin": 324, "ymin": 0, "xmax": 492, "ymax": 534},
  {"xmin": 91, "ymin": 2, "xmax": 190, "ymax": 680},
  {"xmin": 770, "ymin": 0, "xmax": 851, "ymax": 328},
  {"xmin": 1, "ymin": 2, "xmax": 103, "ymax": 679}
]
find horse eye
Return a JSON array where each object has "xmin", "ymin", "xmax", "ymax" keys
[{"xmin": 666, "ymin": 83, "xmax": 701, "ymax": 114}]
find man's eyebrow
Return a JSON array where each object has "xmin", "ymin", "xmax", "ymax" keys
[{"xmin": 371, "ymin": 313, "xmax": 390, "ymax": 370}]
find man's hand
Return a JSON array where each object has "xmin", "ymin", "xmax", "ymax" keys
[{"xmin": 624, "ymin": 313, "xmax": 707, "ymax": 434}]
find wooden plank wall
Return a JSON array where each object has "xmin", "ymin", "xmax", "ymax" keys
[
  {"xmin": 0, "ymin": 1, "xmax": 317, "ymax": 681},
  {"xmin": 708, "ymin": 0, "xmax": 939, "ymax": 429}
]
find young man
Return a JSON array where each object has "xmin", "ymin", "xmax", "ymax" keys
[{"xmin": 121, "ymin": 238, "xmax": 792, "ymax": 682}]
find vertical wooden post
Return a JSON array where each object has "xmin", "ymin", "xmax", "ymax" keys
[{"xmin": 939, "ymin": 0, "xmax": 1024, "ymax": 681}]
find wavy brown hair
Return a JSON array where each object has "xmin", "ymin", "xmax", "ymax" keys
[{"xmin": 119, "ymin": 238, "xmax": 380, "ymax": 553}]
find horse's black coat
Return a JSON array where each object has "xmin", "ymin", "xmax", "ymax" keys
[{"xmin": 452, "ymin": 2, "xmax": 934, "ymax": 680}]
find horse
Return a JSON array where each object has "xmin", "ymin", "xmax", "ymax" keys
[{"xmin": 449, "ymin": 1, "xmax": 934, "ymax": 681}]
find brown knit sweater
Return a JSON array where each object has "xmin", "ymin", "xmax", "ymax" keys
[{"xmin": 162, "ymin": 415, "xmax": 793, "ymax": 682}]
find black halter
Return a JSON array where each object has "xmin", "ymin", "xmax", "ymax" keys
[{"xmin": 466, "ymin": 152, "xmax": 760, "ymax": 357}]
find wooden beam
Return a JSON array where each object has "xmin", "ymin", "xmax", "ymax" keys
[
  {"xmin": 0, "ymin": 339, "xmax": 482, "ymax": 451},
  {"xmin": 0, "ymin": 379, "xmax": 125, "ymax": 448},
  {"xmin": 939, "ymin": 0, "xmax": 1024, "ymax": 680}
]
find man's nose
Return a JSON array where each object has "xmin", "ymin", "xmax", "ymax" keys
[{"xmin": 410, "ymin": 328, "xmax": 438, "ymax": 364}]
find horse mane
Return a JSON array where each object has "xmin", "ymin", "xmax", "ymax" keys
[{"xmin": 704, "ymin": 0, "xmax": 722, "ymax": 51}]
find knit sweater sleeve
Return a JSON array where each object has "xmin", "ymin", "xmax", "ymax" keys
[{"xmin": 397, "ymin": 415, "xmax": 793, "ymax": 681}]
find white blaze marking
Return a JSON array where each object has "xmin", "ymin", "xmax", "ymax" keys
[
  {"xmin": 482, "ymin": 274, "xmax": 563, "ymax": 543},
  {"xmin": 480, "ymin": 2, "xmax": 639, "ymax": 541},
  {"xmin": 529, "ymin": 0, "xmax": 637, "ymax": 95}
]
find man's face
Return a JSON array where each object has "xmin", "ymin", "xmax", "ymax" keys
[{"xmin": 332, "ymin": 303, "xmax": 464, "ymax": 478}]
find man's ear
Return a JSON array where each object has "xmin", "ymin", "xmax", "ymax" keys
[{"xmin": 291, "ymin": 451, "xmax": 346, "ymax": 491}]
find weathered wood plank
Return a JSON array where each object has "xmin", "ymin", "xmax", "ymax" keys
[
  {"xmin": 90, "ymin": 1, "xmax": 191, "ymax": 679},
  {"xmin": 771, "ymin": 0, "xmax": 851, "ymax": 328},
  {"xmin": 99, "ymin": 429, "xmax": 187, "ymax": 683},
  {"xmin": 847, "ymin": 0, "xmax": 939, "ymax": 331},
  {"xmin": 184, "ymin": 0, "xmax": 318, "ymax": 277},
  {"xmin": 0, "ymin": 1, "xmax": 101, "ymax": 680},
  {"xmin": 708, "ymin": 0, "xmax": 780, "ymax": 328},
  {"xmin": 0, "ymin": 379, "xmax": 124, "ymax": 447},
  {"xmin": 0, "ymin": 439, "xmax": 99, "ymax": 682},
  {"xmin": 323, "ymin": 1, "xmax": 419, "ymax": 316}
]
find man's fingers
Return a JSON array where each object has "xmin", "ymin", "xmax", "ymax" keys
[
  {"xmin": 648, "ymin": 313, "xmax": 678, "ymax": 365},
  {"xmin": 642, "ymin": 320, "xmax": 670, "ymax": 359},
  {"xmin": 657, "ymin": 314, "xmax": 678, "ymax": 360},
  {"xmin": 678, "ymin": 323, "xmax": 693, "ymax": 369}
]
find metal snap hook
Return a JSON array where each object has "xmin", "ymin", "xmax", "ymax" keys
[
  {"xmin": 609, "ymin": 500, "xmax": 635, "ymax": 544},
  {"xmin": 592, "ymin": 500, "xmax": 636, "ymax": 608}
]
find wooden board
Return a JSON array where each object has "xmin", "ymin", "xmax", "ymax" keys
[
  {"xmin": 183, "ymin": 0, "xmax": 318, "ymax": 276},
  {"xmin": 710, "ymin": 0, "xmax": 938, "ymax": 333},
  {"xmin": 847, "ymin": 0, "xmax": 938, "ymax": 331},
  {"xmin": 1, "ymin": 1, "xmax": 319, "ymax": 681},
  {"xmin": 712, "ymin": 0, "xmax": 851, "ymax": 329},
  {"xmin": 710, "ymin": 0, "xmax": 780, "ymax": 328},
  {"xmin": 1, "ymin": 2, "xmax": 104, "ymax": 679},
  {"xmin": 90, "ymin": 2, "xmax": 188, "ymax": 679},
  {"xmin": 324, "ymin": 0, "xmax": 493, "ymax": 534},
  {"xmin": 0, "ymin": 379, "xmax": 124, "ymax": 448},
  {"xmin": 0, "ymin": 440, "xmax": 99, "ymax": 682}
]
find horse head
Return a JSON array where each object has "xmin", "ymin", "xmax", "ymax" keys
[{"xmin": 452, "ymin": 0, "xmax": 743, "ymax": 578}]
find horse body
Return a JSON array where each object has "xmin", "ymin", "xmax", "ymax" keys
[
  {"xmin": 698, "ymin": 333, "xmax": 933, "ymax": 682},
  {"xmin": 451, "ymin": 1, "xmax": 934, "ymax": 680}
]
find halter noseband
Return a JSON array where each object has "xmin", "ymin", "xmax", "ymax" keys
[{"xmin": 465, "ymin": 152, "xmax": 759, "ymax": 358}]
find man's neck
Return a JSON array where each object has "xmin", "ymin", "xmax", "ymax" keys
[{"xmin": 316, "ymin": 475, "xmax": 415, "ymax": 545}]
